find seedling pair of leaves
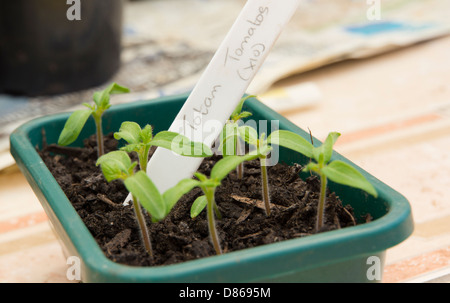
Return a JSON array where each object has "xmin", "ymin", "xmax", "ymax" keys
[
  {"xmin": 222, "ymin": 125, "xmax": 377, "ymax": 231},
  {"xmin": 289, "ymin": 131, "xmax": 378, "ymax": 231},
  {"xmin": 114, "ymin": 121, "xmax": 212, "ymax": 173},
  {"xmin": 189, "ymin": 153, "xmax": 261, "ymax": 255},
  {"xmin": 218, "ymin": 95, "xmax": 254, "ymax": 179},
  {"xmin": 58, "ymin": 82, "xmax": 130, "ymax": 157}
]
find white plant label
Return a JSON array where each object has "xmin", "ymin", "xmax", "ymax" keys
[{"xmin": 129, "ymin": 0, "xmax": 300, "ymax": 200}]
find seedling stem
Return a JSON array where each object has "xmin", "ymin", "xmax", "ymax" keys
[
  {"xmin": 93, "ymin": 114, "xmax": 104, "ymax": 158},
  {"xmin": 317, "ymin": 172, "xmax": 327, "ymax": 231},
  {"xmin": 205, "ymin": 187, "xmax": 222, "ymax": 255},
  {"xmin": 260, "ymin": 156, "xmax": 271, "ymax": 216},
  {"xmin": 132, "ymin": 194, "xmax": 153, "ymax": 257}
]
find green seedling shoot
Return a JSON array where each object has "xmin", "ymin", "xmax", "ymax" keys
[
  {"xmin": 187, "ymin": 154, "xmax": 260, "ymax": 255},
  {"xmin": 283, "ymin": 131, "xmax": 378, "ymax": 232},
  {"xmin": 233, "ymin": 126, "xmax": 315, "ymax": 216},
  {"xmin": 96, "ymin": 151, "xmax": 157, "ymax": 257},
  {"xmin": 219, "ymin": 95, "xmax": 255, "ymax": 179},
  {"xmin": 114, "ymin": 121, "xmax": 212, "ymax": 173},
  {"xmin": 96, "ymin": 150, "xmax": 210, "ymax": 258},
  {"xmin": 58, "ymin": 83, "xmax": 130, "ymax": 157}
]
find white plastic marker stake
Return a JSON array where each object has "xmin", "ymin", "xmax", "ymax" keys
[{"xmin": 125, "ymin": 0, "xmax": 300, "ymax": 203}]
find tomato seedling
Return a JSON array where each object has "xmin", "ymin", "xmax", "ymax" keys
[
  {"xmin": 58, "ymin": 83, "xmax": 130, "ymax": 157},
  {"xmin": 301, "ymin": 132, "xmax": 377, "ymax": 231},
  {"xmin": 187, "ymin": 154, "xmax": 260, "ymax": 254},
  {"xmin": 96, "ymin": 148, "xmax": 211, "ymax": 258},
  {"xmin": 96, "ymin": 151, "xmax": 156, "ymax": 257},
  {"xmin": 234, "ymin": 126, "xmax": 314, "ymax": 216}
]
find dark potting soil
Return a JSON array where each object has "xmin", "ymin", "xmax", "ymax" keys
[{"xmin": 39, "ymin": 133, "xmax": 360, "ymax": 267}]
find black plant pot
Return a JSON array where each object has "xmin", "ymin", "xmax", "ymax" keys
[{"xmin": 0, "ymin": 0, "xmax": 123, "ymax": 96}]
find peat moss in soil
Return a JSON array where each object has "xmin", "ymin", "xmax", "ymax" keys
[{"xmin": 39, "ymin": 133, "xmax": 363, "ymax": 267}]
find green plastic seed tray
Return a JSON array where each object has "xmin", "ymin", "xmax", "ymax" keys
[{"xmin": 10, "ymin": 93, "xmax": 414, "ymax": 282}]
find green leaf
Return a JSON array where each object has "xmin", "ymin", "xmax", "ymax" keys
[
  {"xmin": 151, "ymin": 131, "xmax": 186, "ymax": 150},
  {"xmin": 193, "ymin": 171, "xmax": 207, "ymax": 181},
  {"xmin": 211, "ymin": 154, "xmax": 259, "ymax": 181},
  {"xmin": 58, "ymin": 109, "xmax": 93, "ymax": 146},
  {"xmin": 92, "ymin": 91, "xmax": 103, "ymax": 108},
  {"xmin": 124, "ymin": 171, "xmax": 166, "ymax": 222},
  {"xmin": 303, "ymin": 162, "xmax": 319, "ymax": 174},
  {"xmin": 231, "ymin": 95, "xmax": 255, "ymax": 120},
  {"xmin": 162, "ymin": 178, "xmax": 201, "ymax": 215},
  {"xmin": 313, "ymin": 132, "xmax": 340, "ymax": 164},
  {"xmin": 256, "ymin": 133, "xmax": 271, "ymax": 157},
  {"xmin": 237, "ymin": 111, "xmax": 253, "ymax": 120},
  {"xmin": 96, "ymin": 151, "xmax": 136, "ymax": 182},
  {"xmin": 256, "ymin": 144, "xmax": 273, "ymax": 158},
  {"xmin": 238, "ymin": 125, "xmax": 258, "ymax": 146},
  {"xmin": 119, "ymin": 143, "xmax": 141, "ymax": 153},
  {"xmin": 94, "ymin": 83, "xmax": 130, "ymax": 109},
  {"xmin": 114, "ymin": 121, "xmax": 142, "ymax": 145},
  {"xmin": 322, "ymin": 132, "xmax": 340, "ymax": 163},
  {"xmin": 140, "ymin": 124, "xmax": 153, "ymax": 144},
  {"xmin": 82, "ymin": 103, "xmax": 94, "ymax": 110},
  {"xmin": 107, "ymin": 82, "xmax": 130, "ymax": 95},
  {"xmin": 321, "ymin": 160, "xmax": 378, "ymax": 197},
  {"xmin": 190, "ymin": 195, "xmax": 207, "ymax": 218},
  {"xmin": 259, "ymin": 132, "xmax": 266, "ymax": 143},
  {"xmin": 192, "ymin": 173, "xmax": 219, "ymax": 190},
  {"xmin": 267, "ymin": 130, "xmax": 314, "ymax": 158},
  {"xmin": 152, "ymin": 131, "xmax": 212, "ymax": 157}
]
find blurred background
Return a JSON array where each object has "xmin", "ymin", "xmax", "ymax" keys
[{"xmin": 0, "ymin": 0, "xmax": 449, "ymax": 282}]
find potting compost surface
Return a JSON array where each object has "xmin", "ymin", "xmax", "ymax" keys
[{"xmin": 39, "ymin": 134, "xmax": 359, "ymax": 267}]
